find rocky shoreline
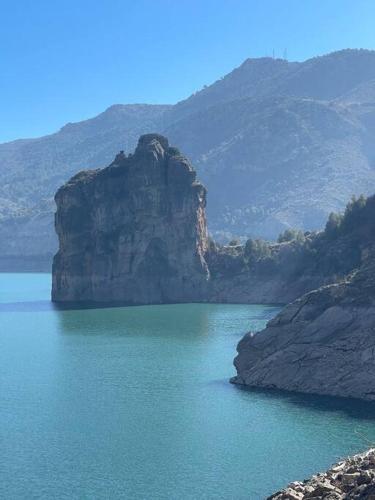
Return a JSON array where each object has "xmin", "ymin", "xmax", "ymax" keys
[
  {"xmin": 232, "ymin": 195, "xmax": 375, "ymax": 401},
  {"xmin": 231, "ymin": 258, "xmax": 375, "ymax": 401},
  {"xmin": 268, "ymin": 448, "xmax": 375, "ymax": 499}
]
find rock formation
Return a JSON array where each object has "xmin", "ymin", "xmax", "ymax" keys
[
  {"xmin": 52, "ymin": 134, "xmax": 209, "ymax": 304},
  {"xmin": 268, "ymin": 448, "xmax": 375, "ymax": 499},
  {"xmin": 232, "ymin": 258, "xmax": 375, "ymax": 400},
  {"xmin": 232, "ymin": 195, "xmax": 375, "ymax": 400}
]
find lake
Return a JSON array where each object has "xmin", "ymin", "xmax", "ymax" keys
[{"xmin": 1, "ymin": 273, "xmax": 375, "ymax": 499}]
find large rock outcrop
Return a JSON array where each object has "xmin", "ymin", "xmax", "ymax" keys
[
  {"xmin": 232, "ymin": 194, "xmax": 375, "ymax": 400},
  {"xmin": 52, "ymin": 134, "xmax": 209, "ymax": 304},
  {"xmin": 232, "ymin": 258, "xmax": 375, "ymax": 400}
]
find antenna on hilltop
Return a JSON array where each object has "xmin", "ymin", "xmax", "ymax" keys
[
  {"xmin": 272, "ymin": 49, "xmax": 275, "ymax": 59},
  {"xmin": 283, "ymin": 48, "xmax": 288, "ymax": 60}
]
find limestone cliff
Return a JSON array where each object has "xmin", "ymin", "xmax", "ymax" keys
[
  {"xmin": 52, "ymin": 134, "xmax": 209, "ymax": 304},
  {"xmin": 232, "ymin": 195, "xmax": 375, "ymax": 400}
]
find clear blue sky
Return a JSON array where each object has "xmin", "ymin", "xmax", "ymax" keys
[{"xmin": 1, "ymin": 0, "xmax": 374, "ymax": 143}]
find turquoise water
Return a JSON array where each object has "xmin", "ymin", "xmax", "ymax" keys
[{"xmin": 2, "ymin": 274, "xmax": 375, "ymax": 499}]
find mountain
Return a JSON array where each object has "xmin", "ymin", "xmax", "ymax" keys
[
  {"xmin": 2, "ymin": 49, "xmax": 375, "ymax": 269},
  {"xmin": 167, "ymin": 95, "xmax": 375, "ymax": 238},
  {"xmin": 167, "ymin": 49, "xmax": 375, "ymax": 119}
]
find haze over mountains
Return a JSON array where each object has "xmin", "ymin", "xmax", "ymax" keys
[{"xmin": 1, "ymin": 48, "xmax": 375, "ymax": 268}]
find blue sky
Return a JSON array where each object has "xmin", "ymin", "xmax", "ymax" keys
[{"xmin": 1, "ymin": 0, "xmax": 374, "ymax": 143}]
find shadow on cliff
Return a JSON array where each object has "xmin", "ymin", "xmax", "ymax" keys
[{"xmin": 231, "ymin": 384, "xmax": 375, "ymax": 421}]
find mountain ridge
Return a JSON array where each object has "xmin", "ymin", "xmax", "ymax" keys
[{"xmin": 1, "ymin": 48, "xmax": 375, "ymax": 269}]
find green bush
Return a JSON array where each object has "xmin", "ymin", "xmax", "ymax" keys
[
  {"xmin": 341, "ymin": 194, "xmax": 367, "ymax": 231},
  {"xmin": 168, "ymin": 146, "xmax": 182, "ymax": 157},
  {"xmin": 244, "ymin": 238, "xmax": 271, "ymax": 264},
  {"xmin": 277, "ymin": 228, "xmax": 305, "ymax": 243},
  {"xmin": 325, "ymin": 212, "xmax": 343, "ymax": 236},
  {"xmin": 229, "ymin": 238, "xmax": 241, "ymax": 246}
]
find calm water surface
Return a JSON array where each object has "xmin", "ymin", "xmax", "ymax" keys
[{"xmin": 2, "ymin": 273, "xmax": 375, "ymax": 499}]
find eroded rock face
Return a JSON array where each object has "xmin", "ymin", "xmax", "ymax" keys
[
  {"xmin": 52, "ymin": 134, "xmax": 209, "ymax": 304},
  {"xmin": 232, "ymin": 256, "xmax": 375, "ymax": 400},
  {"xmin": 268, "ymin": 448, "xmax": 375, "ymax": 499}
]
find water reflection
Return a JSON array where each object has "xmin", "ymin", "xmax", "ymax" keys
[{"xmin": 55, "ymin": 303, "xmax": 214, "ymax": 339}]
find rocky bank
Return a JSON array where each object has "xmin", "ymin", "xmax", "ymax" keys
[
  {"xmin": 268, "ymin": 448, "xmax": 375, "ymax": 499},
  {"xmin": 52, "ymin": 134, "xmax": 209, "ymax": 304},
  {"xmin": 232, "ymin": 257, "xmax": 375, "ymax": 400},
  {"xmin": 231, "ymin": 195, "xmax": 375, "ymax": 400}
]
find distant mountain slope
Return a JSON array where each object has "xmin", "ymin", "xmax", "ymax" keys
[
  {"xmin": 0, "ymin": 104, "xmax": 170, "ymax": 262},
  {"xmin": 1, "ymin": 49, "xmax": 375, "ymax": 269},
  {"xmin": 166, "ymin": 58, "xmax": 296, "ymax": 123},
  {"xmin": 0, "ymin": 104, "xmax": 170, "ymax": 215},
  {"xmin": 167, "ymin": 94, "xmax": 375, "ymax": 237},
  {"xmin": 166, "ymin": 49, "xmax": 375, "ymax": 123}
]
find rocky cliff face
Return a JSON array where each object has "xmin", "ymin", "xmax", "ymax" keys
[
  {"xmin": 232, "ymin": 258, "xmax": 375, "ymax": 400},
  {"xmin": 232, "ymin": 194, "xmax": 375, "ymax": 400},
  {"xmin": 52, "ymin": 134, "xmax": 209, "ymax": 304}
]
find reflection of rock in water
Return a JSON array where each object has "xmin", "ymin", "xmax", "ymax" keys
[{"xmin": 55, "ymin": 303, "xmax": 214, "ymax": 339}]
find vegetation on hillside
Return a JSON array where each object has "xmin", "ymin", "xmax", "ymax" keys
[{"xmin": 208, "ymin": 193, "xmax": 374, "ymax": 282}]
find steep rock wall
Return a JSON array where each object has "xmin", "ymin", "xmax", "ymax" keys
[
  {"xmin": 52, "ymin": 134, "xmax": 209, "ymax": 304},
  {"xmin": 232, "ymin": 257, "xmax": 375, "ymax": 400}
]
